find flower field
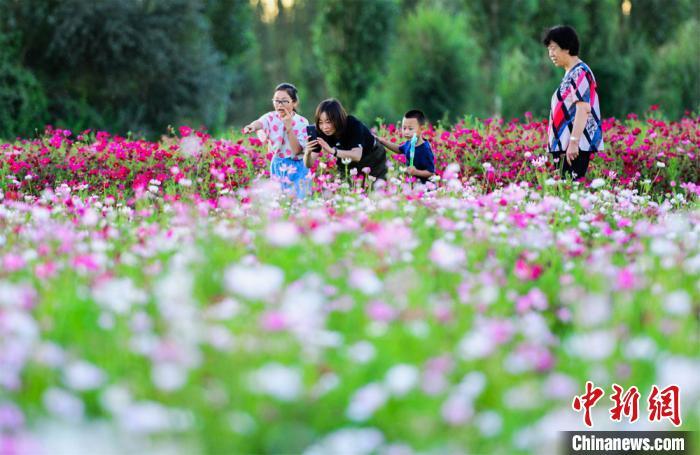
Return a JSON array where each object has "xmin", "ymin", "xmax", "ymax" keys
[{"xmin": 1, "ymin": 115, "xmax": 699, "ymax": 454}]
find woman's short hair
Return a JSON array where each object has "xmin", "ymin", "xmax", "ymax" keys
[
  {"xmin": 542, "ymin": 25, "xmax": 580, "ymax": 56},
  {"xmin": 315, "ymin": 99, "xmax": 348, "ymax": 135}
]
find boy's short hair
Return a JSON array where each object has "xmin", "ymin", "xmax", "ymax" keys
[
  {"xmin": 542, "ymin": 25, "xmax": 580, "ymax": 56},
  {"xmin": 404, "ymin": 109, "xmax": 427, "ymax": 126}
]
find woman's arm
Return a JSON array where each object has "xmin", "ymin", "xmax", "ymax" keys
[
  {"xmin": 566, "ymin": 101, "xmax": 591, "ymax": 164},
  {"xmin": 335, "ymin": 147, "xmax": 363, "ymax": 162},
  {"xmin": 316, "ymin": 137, "xmax": 363, "ymax": 162},
  {"xmin": 279, "ymin": 108, "xmax": 304, "ymax": 155},
  {"xmin": 288, "ymin": 127, "xmax": 303, "ymax": 155},
  {"xmin": 242, "ymin": 120, "xmax": 263, "ymax": 134}
]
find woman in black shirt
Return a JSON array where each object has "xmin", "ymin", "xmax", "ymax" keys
[{"xmin": 303, "ymin": 99, "xmax": 387, "ymax": 181}]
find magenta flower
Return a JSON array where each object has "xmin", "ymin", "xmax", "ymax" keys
[
  {"xmin": 515, "ymin": 288, "xmax": 548, "ymax": 313},
  {"xmin": 514, "ymin": 258, "xmax": 543, "ymax": 281},
  {"xmin": 2, "ymin": 254, "xmax": 25, "ymax": 272},
  {"xmin": 260, "ymin": 311, "xmax": 287, "ymax": 332},
  {"xmin": 366, "ymin": 301, "xmax": 397, "ymax": 323},
  {"xmin": 615, "ymin": 267, "xmax": 637, "ymax": 290}
]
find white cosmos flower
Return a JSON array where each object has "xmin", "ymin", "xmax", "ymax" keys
[
  {"xmin": 623, "ymin": 336, "xmax": 657, "ymax": 360},
  {"xmin": 265, "ymin": 221, "xmax": 300, "ymax": 247},
  {"xmin": 590, "ymin": 178, "xmax": 605, "ymax": 189},
  {"xmin": 248, "ymin": 363, "xmax": 302, "ymax": 402},
  {"xmin": 384, "ymin": 364, "xmax": 419, "ymax": 397},
  {"xmin": 63, "ymin": 361, "xmax": 106, "ymax": 391},
  {"xmin": 565, "ymin": 330, "xmax": 616, "ymax": 360},
  {"xmin": 657, "ymin": 356, "xmax": 700, "ymax": 402},
  {"xmin": 224, "ymin": 263, "xmax": 284, "ymax": 300},
  {"xmin": 92, "ymin": 278, "xmax": 147, "ymax": 314},
  {"xmin": 43, "ymin": 388, "xmax": 84, "ymax": 422},
  {"xmin": 117, "ymin": 402, "xmax": 175, "ymax": 434},
  {"xmin": 152, "ymin": 363, "xmax": 188, "ymax": 392},
  {"xmin": 429, "ymin": 239, "xmax": 465, "ymax": 272},
  {"xmin": 304, "ymin": 428, "xmax": 384, "ymax": 455},
  {"xmin": 179, "ymin": 135, "xmax": 202, "ymax": 158},
  {"xmin": 346, "ymin": 383, "xmax": 389, "ymax": 422},
  {"xmin": 348, "ymin": 341, "xmax": 376, "ymax": 364},
  {"xmin": 349, "ymin": 268, "xmax": 383, "ymax": 295},
  {"xmin": 664, "ymin": 290, "xmax": 691, "ymax": 316}
]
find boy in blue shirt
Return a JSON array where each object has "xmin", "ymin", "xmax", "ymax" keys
[{"xmin": 377, "ymin": 109, "xmax": 435, "ymax": 183}]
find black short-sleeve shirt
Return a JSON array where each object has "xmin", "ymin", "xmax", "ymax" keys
[{"xmin": 318, "ymin": 115, "xmax": 387, "ymax": 179}]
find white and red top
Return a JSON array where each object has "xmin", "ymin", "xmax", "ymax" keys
[
  {"xmin": 257, "ymin": 111, "xmax": 309, "ymax": 160},
  {"xmin": 548, "ymin": 61, "xmax": 604, "ymax": 153}
]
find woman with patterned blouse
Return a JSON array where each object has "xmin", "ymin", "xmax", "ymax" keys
[
  {"xmin": 242, "ymin": 83, "xmax": 310, "ymax": 198},
  {"xmin": 543, "ymin": 25, "xmax": 604, "ymax": 179}
]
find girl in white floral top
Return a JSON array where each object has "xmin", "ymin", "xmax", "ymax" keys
[{"xmin": 243, "ymin": 83, "xmax": 310, "ymax": 198}]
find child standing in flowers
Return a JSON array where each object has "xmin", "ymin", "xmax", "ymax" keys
[
  {"xmin": 376, "ymin": 109, "xmax": 435, "ymax": 183},
  {"xmin": 242, "ymin": 83, "xmax": 310, "ymax": 198}
]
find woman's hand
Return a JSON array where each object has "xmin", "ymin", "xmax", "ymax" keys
[
  {"xmin": 316, "ymin": 137, "xmax": 334, "ymax": 155},
  {"xmin": 242, "ymin": 124, "xmax": 254, "ymax": 134},
  {"xmin": 566, "ymin": 139, "xmax": 580, "ymax": 165},
  {"xmin": 305, "ymin": 139, "xmax": 319, "ymax": 154},
  {"xmin": 304, "ymin": 141, "xmax": 319, "ymax": 168},
  {"xmin": 278, "ymin": 106, "xmax": 294, "ymax": 132}
]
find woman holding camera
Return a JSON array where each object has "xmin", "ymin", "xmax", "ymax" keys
[
  {"xmin": 304, "ymin": 99, "xmax": 387, "ymax": 183},
  {"xmin": 242, "ymin": 82, "xmax": 310, "ymax": 198}
]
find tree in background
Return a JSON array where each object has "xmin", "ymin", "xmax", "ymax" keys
[
  {"xmin": 1, "ymin": 0, "xmax": 698, "ymax": 138},
  {"xmin": 312, "ymin": 0, "xmax": 398, "ymax": 111},
  {"xmin": 247, "ymin": 0, "xmax": 328, "ymax": 123},
  {"xmin": 1, "ymin": 0, "xmax": 256, "ymax": 137},
  {"xmin": 358, "ymin": 6, "xmax": 485, "ymax": 125},
  {"xmin": 645, "ymin": 19, "xmax": 700, "ymax": 118},
  {"xmin": 204, "ymin": 0, "xmax": 261, "ymax": 128},
  {"xmin": 45, "ymin": 0, "xmax": 229, "ymax": 135},
  {"xmin": 0, "ymin": 20, "xmax": 48, "ymax": 138},
  {"xmin": 463, "ymin": 0, "xmax": 699, "ymax": 119},
  {"xmin": 496, "ymin": 43, "xmax": 558, "ymax": 120}
]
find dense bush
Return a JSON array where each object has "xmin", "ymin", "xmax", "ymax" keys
[
  {"xmin": 0, "ymin": 0, "xmax": 250, "ymax": 138},
  {"xmin": 312, "ymin": 0, "xmax": 398, "ymax": 111},
  {"xmin": 358, "ymin": 7, "xmax": 485, "ymax": 124},
  {"xmin": 0, "ymin": 0, "xmax": 698, "ymax": 139},
  {"xmin": 0, "ymin": 35, "xmax": 48, "ymax": 138},
  {"xmin": 644, "ymin": 20, "xmax": 700, "ymax": 118}
]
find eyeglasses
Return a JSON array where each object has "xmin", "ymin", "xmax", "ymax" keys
[{"xmin": 272, "ymin": 99, "xmax": 292, "ymax": 105}]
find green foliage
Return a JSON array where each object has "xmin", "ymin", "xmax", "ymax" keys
[
  {"xmin": 312, "ymin": 0, "xmax": 398, "ymax": 111},
  {"xmin": 360, "ymin": 7, "xmax": 486, "ymax": 124},
  {"xmin": 42, "ymin": 0, "xmax": 229, "ymax": 135},
  {"xmin": 459, "ymin": 0, "xmax": 699, "ymax": 119},
  {"xmin": 248, "ymin": 0, "xmax": 327, "ymax": 123},
  {"xmin": 497, "ymin": 45, "xmax": 557, "ymax": 119},
  {"xmin": 1, "ymin": 0, "xmax": 699, "ymax": 137},
  {"xmin": 1, "ymin": 0, "xmax": 256, "ymax": 137},
  {"xmin": 204, "ymin": 0, "xmax": 262, "ymax": 126},
  {"xmin": 644, "ymin": 19, "xmax": 700, "ymax": 118},
  {"xmin": 626, "ymin": 0, "xmax": 699, "ymax": 46},
  {"xmin": 0, "ymin": 31, "xmax": 48, "ymax": 138}
]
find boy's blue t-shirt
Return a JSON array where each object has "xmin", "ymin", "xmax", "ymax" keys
[{"xmin": 399, "ymin": 140, "xmax": 435, "ymax": 181}]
